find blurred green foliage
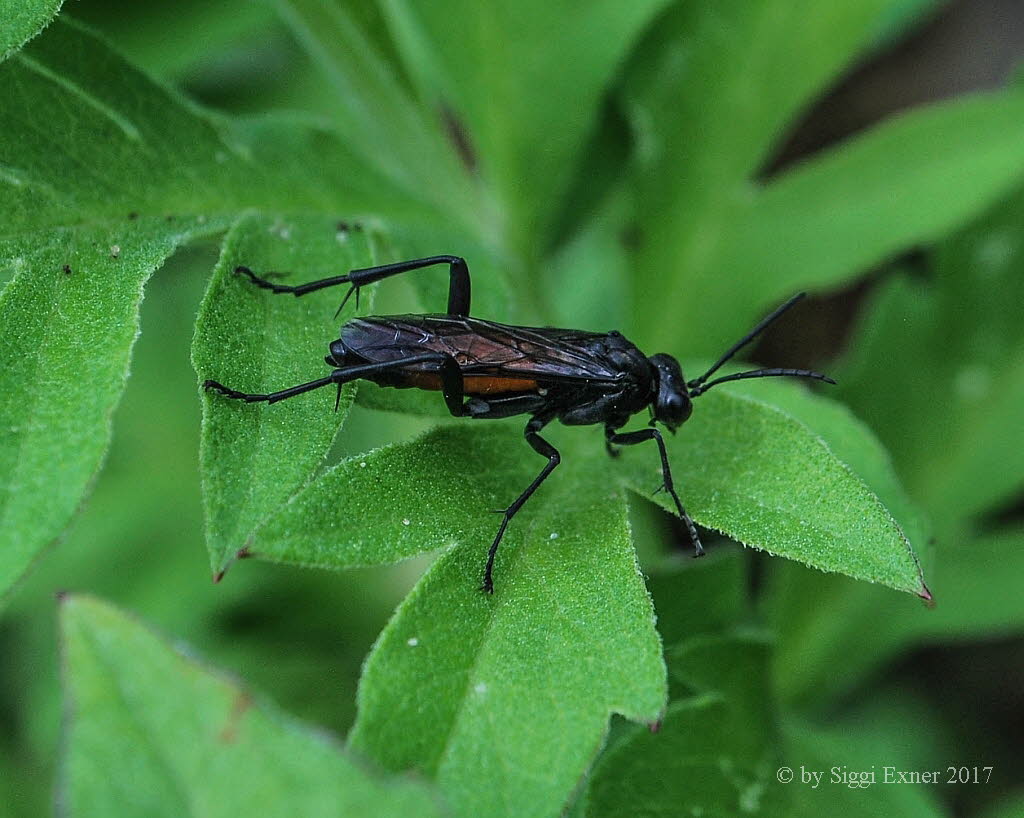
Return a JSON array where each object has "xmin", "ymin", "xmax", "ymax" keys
[{"xmin": 2, "ymin": 1, "xmax": 1023, "ymax": 816}]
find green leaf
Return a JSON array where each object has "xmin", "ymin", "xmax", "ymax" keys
[
  {"xmin": 618, "ymin": 389, "xmax": 928, "ymax": 597},
  {"xmin": 192, "ymin": 214, "xmax": 380, "ymax": 576},
  {"xmin": 584, "ymin": 633, "xmax": 780, "ymax": 817},
  {"xmin": 344, "ymin": 440, "xmax": 665, "ymax": 818},
  {"xmin": 0, "ymin": 18, "xmax": 411, "ymax": 597},
  {"xmin": 722, "ymin": 375, "xmax": 930, "ymax": 553},
  {"xmin": 623, "ymin": 1, "xmax": 890, "ymax": 349},
  {"xmin": 645, "ymin": 547, "xmax": 750, "ymax": 649},
  {"xmin": 60, "ymin": 594, "xmax": 443, "ymax": 818},
  {"xmin": 0, "ymin": 0, "xmax": 62, "ymax": 60},
  {"xmin": 766, "ymin": 185, "xmax": 1024, "ymax": 708},
  {"xmin": 665, "ymin": 632, "xmax": 775, "ymax": 760},
  {"xmin": 867, "ymin": 0, "xmax": 942, "ymax": 48},
  {"xmin": 837, "ymin": 189, "xmax": 1024, "ymax": 526},
  {"xmin": 622, "ymin": 0, "xmax": 1024, "ymax": 356},
  {"xmin": 379, "ymin": 0, "xmax": 673, "ymax": 254},
  {"xmin": 0, "ymin": 218, "xmax": 225, "ymax": 601},
  {"xmin": 275, "ymin": 0, "xmax": 479, "ymax": 233},
  {"xmin": 584, "ymin": 695, "xmax": 761, "ymax": 817},
  {"xmin": 248, "ymin": 377, "xmax": 925, "ymax": 597},
  {"xmin": 770, "ymin": 525, "xmax": 1024, "ymax": 708},
  {"xmin": 781, "ymin": 718, "xmax": 945, "ymax": 818},
  {"xmin": 248, "ymin": 425, "xmax": 536, "ymax": 569},
  {"xmin": 584, "ymin": 631, "xmax": 945, "ymax": 818},
  {"xmin": 73, "ymin": 1, "xmax": 279, "ymax": 78},
  {"xmin": 981, "ymin": 792, "xmax": 1024, "ymax": 818},
  {"xmin": 703, "ymin": 91, "xmax": 1024, "ymax": 353}
]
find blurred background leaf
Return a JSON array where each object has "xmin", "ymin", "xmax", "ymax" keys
[{"xmin": 60, "ymin": 594, "xmax": 444, "ymax": 817}]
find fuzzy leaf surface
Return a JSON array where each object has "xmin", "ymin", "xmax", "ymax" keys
[
  {"xmin": 619, "ymin": 390, "xmax": 927, "ymax": 596},
  {"xmin": 346, "ymin": 456, "xmax": 666, "ymax": 818},
  {"xmin": 192, "ymin": 214, "xmax": 379, "ymax": 575},
  {"xmin": 0, "ymin": 0, "xmax": 62, "ymax": 59}
]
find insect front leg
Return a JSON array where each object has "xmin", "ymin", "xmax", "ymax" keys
[
  {"xmin": 604, "ymin": 425, "xmax": 705, "ymax": 557},
  {"xmin": 482, "ymin": 415, "xmax": 560, "ymax": 594},
  {"xmin": 234, "ymin": 254, "xmax": 471, "ymax": 317}
]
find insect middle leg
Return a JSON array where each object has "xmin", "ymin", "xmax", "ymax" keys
[
  {"xmin": 235, "ymin": 255, "xmax": 471, "ymax": 317},
  {"xmin": 482, "ymin": 415, "xmax": 560, "ymax": 594},
  {"xmin": 604, "ymin": 425, "xmax": 705, "ymax": 557}
]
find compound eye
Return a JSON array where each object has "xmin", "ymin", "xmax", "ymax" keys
[
  {"xmin": 659, "ymin": 392, "xmax": 691, "ymax": 427},
  {"xmin": 329, "ymin": 339, "xmax": 347, "ymax": 362}
]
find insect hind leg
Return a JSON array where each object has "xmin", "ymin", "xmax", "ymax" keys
[
  {"xmin": 204, "ymin": 354, "xmax": 452, "ymax": 406},
  {"xmin": 234, "ymin": 255, "xmax": 472, "ymax": 317}
]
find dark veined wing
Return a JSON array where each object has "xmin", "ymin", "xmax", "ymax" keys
[{"xmin": 340, "ymin": 315, "xmax": 628, "ymax": 382}]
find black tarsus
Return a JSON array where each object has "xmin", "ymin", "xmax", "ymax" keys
[
  {"xmin": 204, "ymin": 374, "xmax": 335, "ymax": 404},
  {"xmin": 482, "ymin": 415, "xmax": 560, "ymax": 593},
  {"xmin": 234, "ymin": 255, "xmax": 471, "ymax": 317},
  {"xmin": 605, "ymin": 425, "xmax": 705, "ymax": 558}
]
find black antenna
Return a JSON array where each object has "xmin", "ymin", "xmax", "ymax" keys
[
  {"xmin": 689, "ymin": 367, "xmax": 835, "ymax": 397},
  {"xmin": 687, "ymin": 293, "xmax": 807, "ymax": 390}
]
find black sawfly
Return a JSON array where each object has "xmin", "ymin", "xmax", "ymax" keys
[{"xmin": 204, "ymin": 254, "xmax": 834, "ymax": 592}]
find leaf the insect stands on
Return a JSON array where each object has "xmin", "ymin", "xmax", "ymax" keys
[
  {"xmin": 192, "ymin": 213, "xmax": 380, "ymax": 578},
  {"xmin": 612, "ymin": 386, "xmax": 929, "ymax": 598}
]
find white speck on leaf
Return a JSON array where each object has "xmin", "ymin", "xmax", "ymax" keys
[
  {"xmin": 109, "ymin": 245, "xmax": 120, "ymax": 258},
  {"xmin": 402, "ymin": 518, "xmax": 411, "ymax": 526},
  {"xmin": 407, "ymin": 637, "xmax": 419, "ymax": 647},
  {"xmin": 549, "ymin": 532, "xmax": 559, "ymax": 540}
]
